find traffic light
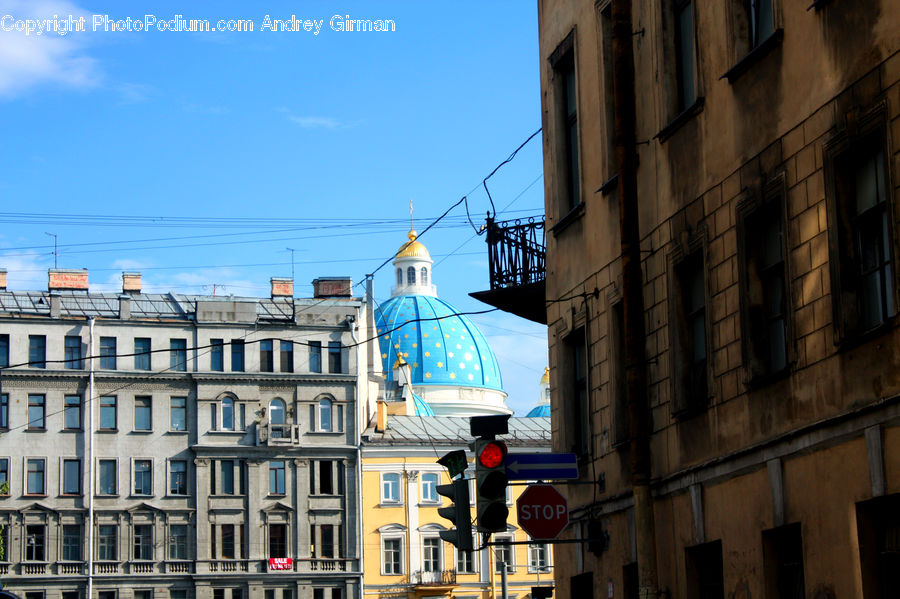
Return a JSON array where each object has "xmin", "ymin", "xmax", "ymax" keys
[
  {"xmin": 436, "ymin": 477, "xmax": 473, "ymax": 551},
  {"xmin": 474, "ymin": 438, "xmax": 508, "ymax": 532}
]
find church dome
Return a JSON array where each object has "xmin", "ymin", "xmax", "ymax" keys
[
  {"xmin": 375, "ymin": 294, "xmax": 503, "ymax": 391},
  {"xmin": 395, "ymin": 230, "xmax": 431, "ymax": 260}
]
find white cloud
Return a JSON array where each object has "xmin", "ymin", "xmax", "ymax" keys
[
  {"xmin": 277, "ymin": 107, "xmax": 361, "ymax": 130},
  {"xmin": 0, "ymin": 0, "xmax": 99, "ymax": 98},
  {"xmin": 0, "ymin": 251, "xmax": 53, "ymax": 289}
]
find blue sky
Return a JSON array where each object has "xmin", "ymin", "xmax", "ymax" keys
[{"xmin": 0, "ymin": 0, "xmax": 548, "ymax": 415}]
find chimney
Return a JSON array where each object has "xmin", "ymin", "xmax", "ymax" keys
[
  {"xmin": 271, "ymin": 277, "xmax": 294, "ymax": 298},
  {"xmin": 376, "ymin": 399, "xmax": 388, "ymax": 433},
  {"xmin": 313, "ymin": 277, "xmax": 353, "ymax": 298},
  {"xmin": 0, "ymin": 269, "xmax": 6, "ymax": 290},
  {"xmin": 50, "ymin": 295, "xmax": 61, "ymax": 318},
  {"xmin": 122, "ymin": 272, "xmax": 142, "ymax": 294},
  {"xmin": 119, "ymin": 295, "xmax": 131, "ymax": 320},
  {"xmin": 48, "ymin": 268, "xmax": 88, "ymax": 291}
]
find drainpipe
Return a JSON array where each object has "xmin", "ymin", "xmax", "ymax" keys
[
  {"xmin": 87, "ymin": 317, "xmax": 95, "ymax": 598},
  {"xmin": 349, "ymin": 318, "xmax": 366, "ymax": 598},
  {"xmin": 612, "ymin": 1, "xmax": 659, "ymax": 597}
]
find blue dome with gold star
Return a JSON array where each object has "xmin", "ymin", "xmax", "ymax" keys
[{"xmin": 375, "ymin": 294, "xmax": 504, "ymax": 391}]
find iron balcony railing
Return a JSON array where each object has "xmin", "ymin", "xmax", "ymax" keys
[
  {"xmin": 485, "ymin": 216, "xmax": 545, "ymax": 290},
  {"xmin": 412, "ymin": 569, "xmax": 457, "ymax": 586}
]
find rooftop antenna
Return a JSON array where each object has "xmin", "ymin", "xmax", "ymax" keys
[
  {"xmin": 45, "ymin": 232, "xmax": 57, "ymax": 268},
  {"xmin": 286, "ymin": 247, "xmax": 297, "ymax": 281}
]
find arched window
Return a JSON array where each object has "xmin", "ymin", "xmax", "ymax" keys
[
  {"xmin": 396, "ymin": 268, "xmax": 403, "ymax": 286},
  {"xmin": 222, "ymin": 397, "xmax": 234, "ymax": 430},
  {"xmin": 270, "ymin": 398, "xmax": 286, "ymax": 439},
  {"xmin": 407, "ymin": 267, "xmax": 416, "ymax": 285},
  {"xmin": 319, "ymin": 398, "xmax": 333, "ymax": 432},
  {"xmin": 421, "ymin": 267, "xmax": 428, "ymax": 286}
]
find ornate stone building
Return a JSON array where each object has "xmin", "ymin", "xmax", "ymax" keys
[{"xmin": 0, "ymin": 269, "xmax": 371, "ymax": 599}]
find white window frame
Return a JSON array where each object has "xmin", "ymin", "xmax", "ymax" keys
[
  {"xmin": 310, "ymin": 396, "xmax": 344, "ymax": 433},
  {"xmin": 380, "ymin": 531, "xmax": 405, "ymax": 575},
  {"xmin": 456, "ymin": 542, "xmax": 478, "ymax": 574},
  {"xmin": 132, "ymin": 458, "xmax": 153, "ymax": 497},
  {"xmin": 528, "ymin": 540, "xmax": 551, "ymax": 573},
  {"xmin": 421, "ymin": 535, "xmax": 442, "ymax": 573},
  {"xmin": 420, "ymin": 472, "xmax": 439, "ymax": 504},
  {"xmin": 168, "ymin": 459, "xmax": 188, "ymax": 496},
  {"xmin": 493, "ymin": 534, "xmax": 515, "ymax": 573},
  {"xmin": 381, "ymin": 472, "xmax": 401, "ymax": 504}
]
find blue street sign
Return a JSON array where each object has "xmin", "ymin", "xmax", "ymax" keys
[{"xmin": 505, "ymin": 453, "xmax": 578, "ymax": 480}]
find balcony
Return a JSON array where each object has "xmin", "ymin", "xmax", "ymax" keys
[
  {"xmin": 412, "ymin": 569, "xmax": 456, "ymax": 586},
  {"xmin": 469, "ymin": 216, "xmax": 547, "ymax": 324}
]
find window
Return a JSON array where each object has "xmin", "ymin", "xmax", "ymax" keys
[
  {"xmin": 98, "ymin": 524, "xmax": 117, "ymax": 560},
  {"xmin": 222, "ymin": 397, "xmax": 235, "ymax": 430},
  {"xmin": 270, "ymin": 398, "xmax": 286, "ymax": 439},
  {"xmin": 170, "ymin": 397, "xmax": 186, "ymax": 431},
  {"xmin": 407, "ymin": 266, "xmax": 416, "ymax": 285},
  {"xmin": 220, "ymin": 524, "xmax": 235, "ymax": 559},
  {"xmin": 63, "ymin": 458, "xmax": 81, "ymax": 495},
  {"xmin": 736, "ymin": 0, "xmax": 775, "ymax": 54},
  {"xmin": 685, "ymin": 540, "xmax": 724, "ymax": 599},
  {"xmin": 396, "ymin": 268, "xmax": 403, "ymax": 286},
  {"xmin": 421, "ymin": 473, "xmax": 439, "ymax": 503},
  {"xmin": 170, "ymin": 460, "xmax": 187, "ymax": 495},
  {"xmin": 494, "ymin": 536, "xmax": 513, "ymax": 573},
  {"xmin": 65, "ymin": 335, "xmax": 83, "ymax": 369},
  {"xmin": 312, "ymin": 397, "xmax": 343, "ymax": 432},
  {"xmin": 0, "ymin": 393, "xmax": 7, "ymax": 429},
  {"xmin": 564, "ymin": 328, "xmax": 589, "ymax": 455},
  {"xmin": 328, "ymin": 341, "xmax": 342, "ymax": 373},
  {"xmin": 220, "ymin": 460, "xmax": 235, "ymax": 495},
  {"xmin": 597, "ymin": 2, "xmax": 616, "ymax": 179},
  {"xmin": 98, "ymin": 592, "xmax": 116, "ymax": 599},
  {"xmin": 319, "ymin": 398, "xmax": 333, "ymax": 432},
  {"xmin": 829, "ymin": 132, "xmax": 895, "ymax": 338},
  {"xmin": 134, "ymin": 460, "xmax": 152, "ymax": 495},
  {"xmin": 25, "ymin": 525, "xmax": 45, "ymax": 561},
  {"xmin": 134, "ymin": 396, "xmax": 152, "ymax": 431},
  {"xmin": 27, "ymin": 458, "xmax": 45, "ymax": 494},
  {"xmin": 529, "ymin": 542, "xmax": 550, "ymax": 572},
  {"xmin": 29, "ymin": 335, "xmax": 46, "ymax": 368},
  {"xmin": 100, "ymin": 336, "xmax": 117, "ymax": 370},
  {"xmin": 312, "ymin": 591, "xmax": 342, "ymax": 599},
  {"xmin": 269, "ymin": 460, "xmax": 286, "ymax": 495},
  {"xmin": 64, "ymin": 395, "xmax": 82, "ymax": 430},
  {"xmin": 309, "ymin": 341, "xmax": 322, "ymax": 372},
  {"xmin": 27, "ymin": 394, "xmax": 45, "ymax": 429},
  {"xmin": 0, "ymin": 458, "xmax": 8, "ymax": 493},
  {"xmin": 740, "ymin": 194, "xmax": 790, "ymax": 381},
  {"xmin": 674, "ymin": 0, "xmax": 696, "ymax": 112},
  {"xmin": 62, "ymin": 525, "xmax": 82, "ymax": 561},
  {"xmin": 280, "ymin": 340, "xmax": 293, "ymax": 372},
  {"xmin": 0, "ymin": 334, "xmax": 7, "ymax": 367},
  {"xmin": 134, "ymin": 337, "xmax": 151, "ymax": 370},
  {"xmin": 457, "ymin": 543, "xmax": 476, "ymax": 572},
  {"xmin": 269, "ymin": 523, "xmax": 287, "ymax": 558},
  {"xmin": 99, "ymin": 460, "xmax": 117, "ymax": 495},
  {"xmin": 382, "ymin": 472, "xmax": 401, "ymax": 503},
  {"xmin": 422, "ymin": 537, "xmax": 441, "ymax": 572},
  {"xmin": 170, "ymin": 338, "xmax": 187, "ymax": 371},
  {"xmin": 100, "ymin": 396, "xmax": 117, "ymax": 430},
  {"xmin": 551, "ymin": 33, "xmax": 580, "ymax": 215},
  {"xmin": 610, "ymin": 302, "xmax": 629, "ymax": 446},
  {"xmin": 231, "ymin": 339, "xmax": 245, "ymax": 371},
  {"xmin": 383, "ymin": 537, "xmax": 403, "ymax": 575},
  {"xmin": 763, "ymin": 523, "xmax": 805, "ymax": 599},
  {"xmin": 260, "ymin": 340, "xmax": 274, "ymax": 372},
  {"xmin": 169, "ymin": 524, "xmax": 188, "ymax": 560},
  {"xmin": 672, "ymin": 251, "xmax": 709, "ymax": 414},
  {"xmin": 210, "ymin": 338, "xmax": 224, "ymax": 371},
  {"xmin": 133, "ymin": 524, "xmax": 153, "ymax": 560},
  {"xmin": 857, "ymin": 494, "xmax": 900, "ymax": 598},
  {"xmin": 421, "ymin": 267, "xmax": 428, "ymax": 287}
]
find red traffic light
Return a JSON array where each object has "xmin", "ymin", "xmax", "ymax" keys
[{"xmin": 478, "ymin": 441, "xmax": 507, "ymax": 469}]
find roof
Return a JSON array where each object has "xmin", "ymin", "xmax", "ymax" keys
[
  {"xmin": 0, "ymin": 290, "xmax": 356, "ymax": 322},
  {"xmin": 395, "ymin": 229, "xmax": 431, "ymax": 260},
  {"xmin": 362, "ymin": 415, "xmax": 550, "ymax": 448},
  {"xmin": 526, "ymin": 404, "xmax": 551, "ymax": 418},
  {"xmin": 375, "ymin": 294, "xmax": 503, "ymax": 391}
]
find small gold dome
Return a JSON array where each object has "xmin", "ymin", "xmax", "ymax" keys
[
  {"xmin": 540, "ymin": 367, "xmax": 550, "ymax": 385},
  {"xmin": 395, "ymin": 228, "xmax": 431, "ymax": 259}
]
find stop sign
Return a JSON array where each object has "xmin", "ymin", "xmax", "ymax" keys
[{"xmin": 517, "ymin": 483, "xmax": 569, "ymax": 539}]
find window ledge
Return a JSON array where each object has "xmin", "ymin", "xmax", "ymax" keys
[
  {"xmin": 131, "ymin": 430, "xmax": 152, "ymax": 435},
  {"xmin": 721, "ymin": 29, "xmax": 784, "ymax": 84},
  {"xmin": 208, "ymin": 430, "xmax": 245, "ymax": 435},
  {"xmin": 550, "ymin": 202, "xmax": 586, "ymax": 236},
  {"xmin": 744, "ymin": 366, "xmax": 792, "ymax": 390},
  {"xmin": 596, "ymin": 173, "xmax": 618, "ymax": 195},
  {"xmin": 656, "ymin": 97, "xmax": 705, "ymax": 143},
  {"xmin": 166, "ymin": 430, "xmax": 188, "ymax": 435},
  {"xmin": 62, "ymin": 429, "xmax": 83, "ymax": 433},
  {"xmin": 806, "ymin": 0, "xmax": 834, "ymax": 10},
  {"xmin": 379, "ymin": 501, "xmax": 403, "ymax": 507},
  {"xmin": 98, "ymin": 429, "xmax": 118, "ymax": 433},
  {"xmin": 25, "ymin": 428, "xmax": 47, "ymax": 432}
]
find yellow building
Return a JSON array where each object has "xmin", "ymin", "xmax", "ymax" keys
[{"xmin": 358, "ymin": 232, "xmax": 554, "ymax": 598}]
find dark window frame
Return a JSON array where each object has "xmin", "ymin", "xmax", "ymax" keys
[
  {"xmin": 134, "ymin": 338, "xmax": 151, "ymax": 370},
  {"xmin": 99, "ymin": 336, "xmax": 117, "ymax": 370},
  {"xmin": 27, "ymin": 394, "xmax": 46, "ymax": 430},
  {"xmin": 63, "ymin": 458, "xmax": 82, "ymax": 495},
  {"xmin": 210, "ymin": 338, "xmax": 224, "ymax": 371},
  {"xmin": 170, "ymin": 338, "xmax": 188, "ymax": 372},
  {"xmin": 763, "ymin": 523, "xmax": 806, "ymax": 599},
  {"xmin": 231, "ymin": 339, "xmax": 245, "ymax": 372},
  {"xmin": 64, "ymin": 335, "xmax": 83, "ymax": 370},
  {"xmin": 260, "ymin": 339, "xmax": 274, "ymax": 373},
  {"xmin": 562, "ymin": 326, "xmax": 590, "ymax": 457},
  {"xmin": 28, "ymin": 335, "xmax": 46, "ymax": 369},
  {"xmin": 549, "ymin": 29, "xmax": 582, "ymax": 224},
  {"xmin": 685, "ymin": 540, "xmax": 725, "ymax": 599},
  {"xmin": 670, "ymin": 240, "xmax": 712, "ymax": 416},
  {"xmin": 26, "ymin": 458, "xmax": 46, "ymax": 496},
  {"xmin": 280, "ymin": 340, "xmax": 294, "ymax": 373},
  {"xmin": 309, "ymin": 341, "xmax": 322, "ymax": 373},
  {"xmin": 736, "ymin": 174, "xmax": 794, "ymax": 385}
]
